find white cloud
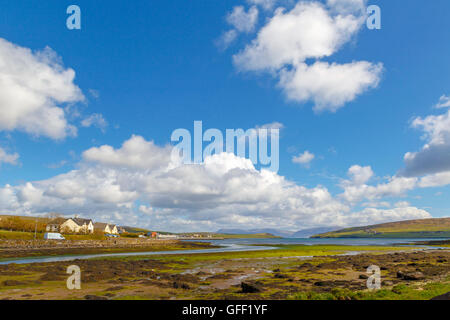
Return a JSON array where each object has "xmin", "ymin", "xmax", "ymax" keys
[
  {"xmin": 340, "ymin": 166, "xmax": 418, "ymax": 203},
  {"xmin": 232, "ymin": 1, "xmax": 382, "ymax": 112},
  {"xmin": 0, "ymin": 136, "xmax": 437, "ymax": 232},
  {"xmin": 402, "ymin": 107, "xmax": 450, "ymax": 177},
  {"xmin": 0, "ymin": 147, "xmax": 19, "ymax": 166},
  {"xmin": 434, "ymin": 95, "xmax": 450, "ymax": 109},
  {"xmin": 227, "ymin": 6, "xmax": 259, "ymax": 33},
  {"xmin": 346, "ymin": 165, "xmax": 373, "ymax": 185},
  {"xmin": 218, "ymin": 6, "xmax": 259, "ymax": 50},
  {"xmin": 292, "ymin": 150, "xmax": 315, "ymax": 167},
  {"xmin": 247, "ymin": 0, "xmax": 277, "ymax": 11},
  {"xmin": 418, "ymin": 171, "xmax": 450, "ymax": 188},
  {"xmin": 82, "ymin": 135, "xmax": 173, "ymax": 170},
  {"xmin": 394, "ymin": 201, "xmax": 410, "ymax": 208},
  {"xmin": 339, "ymin": 206, "xmax": 431, "ymax": 226},
  {"xmin": 0, "ymin": 38, "xmax": 84, "ymax": 139},
  {"xmin": 81, "ymin": 113, "xmax": 108, "ymax": 131},
  {"xmin": 279, "ymin": 61, "xmax": 383, "ymax": 112},
  {"xmin": 361, "ymin": 201, "xmax": 391, "ymax": 208}
]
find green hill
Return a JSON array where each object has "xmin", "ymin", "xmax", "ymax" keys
[{"xmin": 312, "ymin": 218, "xmax": 450, "ymax": 238}]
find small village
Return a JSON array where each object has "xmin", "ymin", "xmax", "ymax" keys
[
  {"xmin": 44, "ymin": 217, "xmax": 216, "ymax": 240},
  {"xmin": 0, "ymin": 214, "xmax": 218, "ymax": 241}
]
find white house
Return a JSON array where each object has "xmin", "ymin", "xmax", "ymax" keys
[
  {"xmin": 60, "ymin": 218, "xmax": 94, "ymax": 234},
  {"xmin": 94, "ymin": 222, "xmax": 119, "ymax": 235},
  {"xmin": 110, "ymin": 225, "xmax": 119, "ymax": 234}
]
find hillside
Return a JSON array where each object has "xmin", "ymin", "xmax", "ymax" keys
[
  {"xmin": 291, "ymin": 227, "xmax": 340, "ymax": 238},
  {"xmin": 312, "ymin": 218, "xmax": 450, "ymax": 238},
  {"xmin": 217, "ymin": 228, "xmax": 294, "ymax": 238}
]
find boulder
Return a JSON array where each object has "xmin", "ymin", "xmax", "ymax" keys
[
  {"xmin": 172, "ymin": 281, "xmax": 190, "ymax": 290},
  {"xmin": 241, "ymin": 281, "xmax": 262, "ymax": 293},
  {"xmin": 397, "ymin": 270, "xmax": 424, "ymax": 281}
]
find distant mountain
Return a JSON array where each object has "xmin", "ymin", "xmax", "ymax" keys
[
  {"xmin": 291, "ymin": 227, "xmax": 341, "ymax": 238},
  {"xmin": 217, "ymin": 228, "xmax": 295, "ymax": 238},
  {"xmin": 217, "ymin": 227, "xmax": 341, "ymax": 238},
  {"xmin": 311, "ymin": 218, "xmax": 450, "ymax": 238}
]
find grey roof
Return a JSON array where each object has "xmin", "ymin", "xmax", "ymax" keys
[
  {"xmin": 71, "ymin": 218, "xmax": 93, "ymax": 226},
  {"xmin": 94, "ymin": 222, "xmax": 110, "ymax": 229}
]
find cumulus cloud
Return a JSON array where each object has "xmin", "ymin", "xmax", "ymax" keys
[
  {"xmin": 338, "ymin": 206, "xmax": 431, "ymax": 226},
  {"xmin": 82, "ymin": 135, "xmax": 174, "ymax": 170},
  {"xmin": 402, "ymin": 107, "xmax": 450, "ymax": 177},
  {"xmin": 292, "ymin": 150, "xmax": 315, "ymax": 167},
  {"xmin": 0, "ymin": 135, "xmax": 430, "ymax": 232},
  {"xmin": 232, "ymin": 0, "xmax": 382, "ymax": 112},
  {"xmin": 340, "ymin": 166, "xmax": 417, "ymax": 203},
  {"xmin": 278, "ymin": 61, "xmax": 382, "ymax": 112},
  {"xmin": 418, "ymin": 171, "xmax": 450, "ymax": 188},
  {"xmin": 346, "ymin": 165, "xmax": 373, "ymax": 185},
  {"xmin": 0, "ymin": 147, "xmax": 19, "ymax": 166},
  {"xmin": 0, "ymin": 38, "xmax": 84, "ymax": 139}
]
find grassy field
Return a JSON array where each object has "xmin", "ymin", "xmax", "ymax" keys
[
  {"xmin": 0, "ymin": 230, "xmax": 107, "ymax": 240},
  {"xmin": 111, "ymin": 244, "xmax": 415, "ymax": 265},
  {"xmin": 292, "ymin": 279, "xmax": 450, "ymax": 300},
  {"xmin": 0, "ymin": 230, "xmax": 43, "ymax": 240},
  {"xmin": 313, "ymin": 218, "xmax": 450, "ymax": 238}
]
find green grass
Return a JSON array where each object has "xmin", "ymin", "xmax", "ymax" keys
[
  {"xmin": 313, "ymin": 217, "xmax": 450, "ymax": 238},
  {"xmin": 114, "ymin": 244, "xmax": 412, "ymax": 264},
  {"xmin": 0, "ymin": 230, "xmax": 44, "ymax": 240},
  {"xmin": 292, "ymin": 280, "xmax": 450, "ymax": 300},
  {"xmin": 0, "ymin": 230, "xmax": 108, "ymax": 240}
]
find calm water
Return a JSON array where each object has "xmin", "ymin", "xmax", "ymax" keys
[
  {"xmin": 194, "ymin": 237, "xmax": 448, "ymax": 246},
  {"xmin": 0, "ymin": 237, "xmax": 446, "ymax": 266},
  {"xmin": 0, "ymin": 244, "xmax": 276, "ymax": 265}
]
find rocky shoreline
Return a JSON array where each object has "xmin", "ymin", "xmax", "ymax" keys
[{"xmin": 0, "ymin": 239, "xmax": 216, "ymax": 259}]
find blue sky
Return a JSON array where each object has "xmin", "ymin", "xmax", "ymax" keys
[{"xmin": 0, "ymin": 0, "xmax": 449, "ymax": 231}]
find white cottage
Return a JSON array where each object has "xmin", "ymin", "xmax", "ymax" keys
[{"xmin": 60, "ymin": 218, "xmax": 94, "ymax": 234}]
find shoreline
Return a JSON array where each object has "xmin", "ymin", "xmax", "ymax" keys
[{"xmin": 0, "ymin": 239, "xmax": 218, "ymax": 260}]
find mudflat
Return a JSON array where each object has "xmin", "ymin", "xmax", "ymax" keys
[
  {"xmin": 0, "ymin": 239, "xmax": 216, "ymax": 259},
  {"xmin": 0, "ymin": 244, "xmax": 448, "ymax": 300}
]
